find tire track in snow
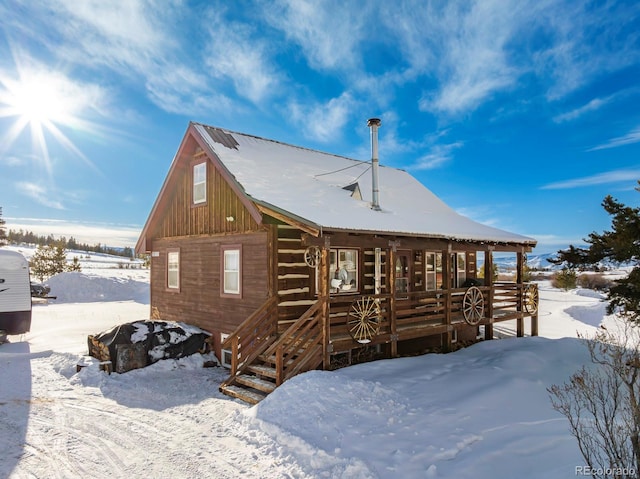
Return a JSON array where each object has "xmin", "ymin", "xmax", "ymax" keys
[{"xmin": 12, "ymin": 357, "xmax": 310, "ymax": 479}]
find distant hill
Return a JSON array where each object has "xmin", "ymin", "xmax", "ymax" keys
[
  {"xmin": 477, "ymin": 253, "xmax": 561, "ymax": 272},
  {"xmin": 489, "ymin": 252, "xmax": 632, "ymax": 273}
]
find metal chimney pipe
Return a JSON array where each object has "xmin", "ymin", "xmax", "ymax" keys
[{"xmin": 367, "ymin": 118, "xmax": 382, "ymax": 211}]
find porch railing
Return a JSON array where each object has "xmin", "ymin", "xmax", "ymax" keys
[{"xmin": 326, "ymin": 282, "xmax": 537, "ymax": 343}]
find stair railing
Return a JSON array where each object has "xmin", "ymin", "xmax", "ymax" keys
[
  {"xmin": 261, "ymin": 300, "xmax": 323, "ymax": 386},
  {"xmin": 220, "ymin": 295, "xmax": 278, "ymax": 377}
]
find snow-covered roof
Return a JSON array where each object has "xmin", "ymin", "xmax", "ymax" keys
[
  {"xmin": 194, "ymin": 123, "xmax": 535, "ymax": 246},
  {"xmin": 0, "ymin": 249, "xmax": 29, "ymax": 270}
]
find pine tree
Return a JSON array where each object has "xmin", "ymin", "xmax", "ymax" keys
[
  {"xmin": 0, "ymin": 207, "xmax": 7, "ymax": 246},
  {"xmin": 30, "ymin": 244, "xmax": 73, "ymax": 281},
  {"xmin": 67, "ymin": 256, "xmax": 82, "ymax": 272},
  {"xmin": 550, "ymin": 182, "xmax": 640, "ymax": 321}
]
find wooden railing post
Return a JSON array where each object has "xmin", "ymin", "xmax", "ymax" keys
[
  {"xmin": 442, "ymin": 248, "xmax": 452, "ymax": 350},
  {"xmin": 516, "ymin": 283, "xmax": 524, "ymax": 337},
  {"xmin": 531, "ymin": 283, "xmax": 539, "ymax": 336},
  {"xmin": 485, "ymin": 248, "xmax": 494, "ymax": 340},
  {"xmin": 231, "ymin": 336, "xmax": 238, "ymax": 376},
  {"xmin": 388, "ymin": 241, "xmax": 399, "ymax": 358},
  {"xmin": 319, "ymin": 244, "xmax": 330, "ymax": 370},
  {"xmin": 516, "ymin": 250, "xmax": 524, "ymax": 337},
  {"xmin": 276, "ymin": 345, "xmax": 284, "ymax": 386}
]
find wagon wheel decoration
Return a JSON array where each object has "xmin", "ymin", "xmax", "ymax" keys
[
  {"xmin": 348, "ymin": 296, "xmax": 381, "ymax": 344},
  {"xmin": 524, "ymin": 284, "xmax": 539, "ymax": 314},
  {"xmin": 304, "ymin": 246, "xmax": 321, "ymax": 268},
  {"xmin": 462, "ymin": 286, "xmax": 485, "ymax": 326}
]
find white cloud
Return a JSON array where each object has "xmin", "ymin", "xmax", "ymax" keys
[
  {"xmin": 384, "ymin": 1, "xmax": 640, "ymax": 116},
  {"xmin": 288, "ymin": 93, "xmax": 355, "ymax": 142},
  {"xmin": 541, "ymin": 168, "xmax": 640, "ymax": 190},
  {"xmin": 203, "ymin": 11, "xmax": 280, "ymax": 104},
  {"xmin": 6, "ymin": 217, "xmax": 141, "ymax": 247},
  {"xmin": 588, "ymin": 126, "xmax": 640, "ymax": 152},
  {"xmin": 534, "ymin": 2, "xmax": 640, "ymax": 101},
  {"xmin": 18, "ymin": 182, "xmax": 65, "ymax": 210},
  {"xmin": 418, "ymin": 1, "xmax": 523, "ymax": 114},
  {"xmin": 1, "ymin": 155, "xmax": 25, "ymax": 167},
  {"xmin": 529, "ymin": 234, "xmax": 589, "ymax": 253},
  {"xmin": 265, "ymin": 0, "xmax": 369, "ymax": 72},
  {"xmin": 412, "ymin": 142, "xmax": 463, "ymax": 170},
  {"xmin": 7, "ymin": 0, "xmax": 223, "ymax": 115},
  {"xmin": 552, "ymin": 97, "xmax": 610, "ymax": 123},
  {"xmin": 456, "ymin": 206, "xmax": 501, "ymax": 228}
]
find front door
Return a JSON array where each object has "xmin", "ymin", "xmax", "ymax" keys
[{"xmin": 395, "ymin": 251, "xmax": 411, "ymax": 295}]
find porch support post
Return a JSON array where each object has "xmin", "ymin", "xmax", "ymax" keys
[
  {"xmin": 443, "ymin": 245, "xmax": 452, "ymax": 351},
  {"xmin": 484, "ymin": 247, "xmax": 494, "ymax": 341},
  {"xmin": 319, "ymin": 240, "xmax": 331, "ymax": 370},
  {"xmin": 516, "ymin": 250, "xmax": 524, "ymax": 338},
  {"xmin": 388, "ymin": 240, "xmax": 398, "ymax": 358}
]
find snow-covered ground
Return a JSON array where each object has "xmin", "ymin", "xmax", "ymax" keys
[{"xmin": 0, "ymin": 247, "xmax": 630, "ymax": 478}]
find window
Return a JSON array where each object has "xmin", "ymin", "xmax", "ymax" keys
[
  {"xmin": 220, "ymin": 333, "xmax": 232, "ymax": 369},
  {"xmin": 328, "ymin": 248, "xmax": 358, "ymax": 293},
  {"xmin": 456, "ymin": 252, "xmax": 467, "ymax": 287},
  {"xmin": 193, "ymin": 162, "xmax": 206, "ymax": 204},
  {"xmin": 395, "ymin": 253, "xmax": 410, "ymax": 294},
  {"xmin": 167, "ymin": 250, "xmax": 179, "ymax": 290},
  {"xmin": 425, "ymin": 252, "xmax": 442, "ymax": 290},
  {"xmin": 221, "ymin": 246, "xmax": 241, "ymax": 296}
]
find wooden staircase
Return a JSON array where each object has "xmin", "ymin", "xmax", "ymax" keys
[{"xmin": 219, "ymin": 298, "xmax": 324, "ymax": 404}]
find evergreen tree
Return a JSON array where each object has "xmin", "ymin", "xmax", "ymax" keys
[
  {"xmin": 550, "ymin": 182, "xmax": 640, "ymax": 321},
  {"xmin": 30, "ymin": 244, "xmax": 81, "ymax": 281},
  {"xmin": 67, "ymin": 256, "xmax": 82, "ymax": 272}
]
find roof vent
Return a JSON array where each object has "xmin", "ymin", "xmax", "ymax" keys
[
  {"xmin": 342, "ymin": 182, "xmax": 362, "ymax": 200},
  {"xmin": 367, "ymin": 118, "xmax": 381, "ymax": 211}
]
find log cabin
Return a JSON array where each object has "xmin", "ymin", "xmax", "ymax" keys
[{"xmin": 135, "ymin": 120, "xmax": 538, "ymax": 404}]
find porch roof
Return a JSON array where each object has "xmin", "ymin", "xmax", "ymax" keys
[{"xmin": 194, "ymin": 123, "xmax": 536, "ymax": 246}]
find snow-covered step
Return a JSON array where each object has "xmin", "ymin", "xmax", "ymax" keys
[
  {"xmin": 219, "ymin": 384, "xmax": 267, "ymax": 405},
  {"xmin": 235, "ymin": 374, "xmax": 276, "ymax": 394},
  {"xmin": 246, "ymin": 363, "xmax": 277, "ymax": 378}
]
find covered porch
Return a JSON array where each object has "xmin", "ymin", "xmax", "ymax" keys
[{"xmin": 220, "ymin": 231, "xmax": 538, "ymax": 403}]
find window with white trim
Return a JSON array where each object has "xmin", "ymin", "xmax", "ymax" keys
[
  {"xmin": 193, "ymin": 162, "xmax": 206, "ymax": 204},
  {"xmin": 167, "ymin": 250, "xmax": 180, "ymax": 289},
  {"xmin": 329, "ymin": 248, "xmax": 358, "ymax": 293},
  {"xmin": 425, "ymin": 252, "xmax": 442, "ymax": 290},
  {"xmin": 220, "ymin": 333, "xmax": 232, "ymax": 369},
  {"xmin": 222, "ymin": 246, "xmax": 241, "ymax": 296},
  {"xmin": 456, "ymin": 252, "xmax": 467, "ymax": 287}
]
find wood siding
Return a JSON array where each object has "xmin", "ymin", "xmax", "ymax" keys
[
  {"xmin": 150, "ymin": 233, "xmax": 269, "ymax": 335},
  {"xmin": 152, "ymin": 152, "xmax": 261, "ymax": 239}
]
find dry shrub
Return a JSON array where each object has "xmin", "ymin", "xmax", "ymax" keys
[
  {"xmin": 577, "ymin": 273, "xmax": 613, "ymax": 292},
  {"xmin": 552, "ymin": 269, "xmax": 577, "ymax": 290}
]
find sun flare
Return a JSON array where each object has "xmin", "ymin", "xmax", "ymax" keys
[
  {"xmin": 0, "ymin": 61, "xmax": 101, "ymax": 176},
  {"xmin": 8, "ymin": 76, "xmax": 71, "ymax": 125}
]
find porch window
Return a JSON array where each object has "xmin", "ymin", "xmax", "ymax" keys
[
  {"xmin": 425, "ymin": 252, "xmax": 442, "ymax": 290},
  {"xmin": 193, "ymin": 162, "xmax": 206, "ymax": 205},
  {"xmin": 221, "ymin": 246, "xmax": 241, "ymax": 297},
  {"xmin": 167, "ymin": 250, "xmax": 180, "ymax": 290},
  {"xmin": 329, "ymin": 248, "xmax": 358, "ymax": 293},
  {"xmin": 456, "ymin": 252, "xmax": 467, "ymax": 287},
  {"xmin": 395, "ymin": 254, "xmax": 409, "ymax": 294}
]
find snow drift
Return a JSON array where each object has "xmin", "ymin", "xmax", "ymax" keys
[{"xmin": 47, "ymin": 271, "xmax": 149, "ymax": 303}]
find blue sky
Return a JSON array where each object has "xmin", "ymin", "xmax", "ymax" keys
[{"xmin": 0, "ymin": 0, "xmax": 639, "ymax": 253}]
